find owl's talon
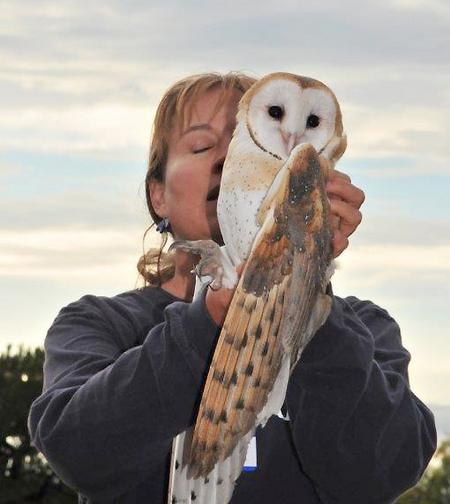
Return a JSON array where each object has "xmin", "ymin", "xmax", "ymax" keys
[{"xmin": 169, "ymin": 239, "xmax": 234, "ymax": 289}]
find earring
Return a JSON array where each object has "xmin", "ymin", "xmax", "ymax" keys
[{"xmin": 156, "ymin": 217, "xmax": 171, "ymax": 234}]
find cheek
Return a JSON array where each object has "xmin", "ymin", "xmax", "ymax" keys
[
  {"xmin": 164, "ymin": 158, "xmax": 208, "ymax": 215},
  {"xmin": 166, "ymin": 161, "xmax": 196, "ymax": 198},
  {"xmin": 165, "ymin": 164, "xmax": 195, "ymax": 198}
]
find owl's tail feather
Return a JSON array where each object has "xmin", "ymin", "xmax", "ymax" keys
[{"xmin": 168, "ymin": 428, "xmax": 254, "ymax": 504}]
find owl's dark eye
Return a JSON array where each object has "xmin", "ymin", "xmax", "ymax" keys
[
  {"xmin": 268, "ymin": 105, "xmax": 284, "ymax": 121},
  {"xmin": 306, "ymin": 114, "xmax": 320, "ymax": 128}
]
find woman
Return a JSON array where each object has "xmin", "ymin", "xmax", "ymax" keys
[{"xmin": 28, "ymin": 72, "xmax": 436, "ymax": 503}]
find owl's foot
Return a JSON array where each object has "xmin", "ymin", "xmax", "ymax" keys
[{"xmin": 169, "ymin": 240, "xmax": 238, "ymax": 290}]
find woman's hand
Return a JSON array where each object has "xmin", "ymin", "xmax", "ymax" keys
[
  {"xmin": 326, "ymin": 169, "xmax": 365, "ymax": 258},
  {"xmin": 205, "ymin": 286, "xmax": 235, "ymax": 327}
]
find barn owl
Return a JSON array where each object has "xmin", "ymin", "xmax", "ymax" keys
[{"xmin": 168, "ymin": 72, "xmax": 347, "ymax": 503}]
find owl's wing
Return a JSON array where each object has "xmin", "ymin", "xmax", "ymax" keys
[{"xmin": 189, "ymin": 143, "xmax": 333, "ymax": 479}]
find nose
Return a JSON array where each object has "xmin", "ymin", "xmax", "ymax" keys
[
  {"xmin": 214, "ymin": 137, "xmax": 230, "ymax": 174},
  {"xmin": 213, "ymin": 156, "xmax": 225, "ymax": 174},
  {"xmin": 281, "ymin": 131, "xmax": 298, "ymax": 155}
]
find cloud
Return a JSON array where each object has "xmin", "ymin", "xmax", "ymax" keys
[
  {"xmin": 344, "ymin": 158, "xmax": 450, "ymax": 178},
  {"xmin": 0, "ymin": 160, "xmax": 31, "ymax": 177},
  {"xmin": 0, "ymin": 226, "xmax": 162, "ymax": 278},
  {"xmin": 390, "ymin": 0, "xmax": 450, "ymax": 18},
  {"xmin": 335, "ymin": 243, "xmax": 450, "ymax": 283},
  {"xmin": 1, "ymin": 1, "xmax": 448, "ymax": 166},
  {"xmin": 350, "ymin": 217, "xmax": 450, "ymax": 246},
  {"xmin": 1, "ymin": 195, "xmax": 143, "ymax": 230},
  {"xmin": 2, "ymin": 2, "xmax": 449, "ymax": 81},
  {"xmin": 342, "ymin": 103, "xmax": 450, "ymax": 164},
  {"xmin": 1, "ymin": 159, "xmax": 151, "ymax": 228},
  {"xmin": 0, "ymin": 103, "xmax": 153, "ymax": 160}
]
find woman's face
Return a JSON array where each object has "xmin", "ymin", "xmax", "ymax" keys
[{"xmin": 152, "ymin": 87, "xmax": 242, "ymax": 244}]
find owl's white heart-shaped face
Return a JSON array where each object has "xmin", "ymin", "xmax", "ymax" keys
[
  {"xmin": 218, "ymin": 72, "xmax": 345, "ymax": 266},
  {"xmin": 245, "ymin": 76, "xmax": 340, "ymax": 160}
]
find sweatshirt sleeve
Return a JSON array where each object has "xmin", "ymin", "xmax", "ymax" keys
[
  {"xmin": 285, "ymin": 295, "xmax": 437, "ymax": 504},
  {"xmin": 27, "ymin": 288, "xmax": 220, "ymax": 502}
]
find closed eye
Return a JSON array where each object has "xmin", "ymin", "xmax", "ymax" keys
[{"xmin": 193, "ymin": 146, "xmax": 213, "ymax": 154}]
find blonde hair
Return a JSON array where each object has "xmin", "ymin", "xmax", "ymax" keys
[{"xmin": 137, "ymin": 72, "xmax": 256, "ymax": 286}]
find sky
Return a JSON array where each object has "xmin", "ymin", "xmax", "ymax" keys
[{"xmin": 1, "ymin": 0, "xmax": 449, "ymax": 412}]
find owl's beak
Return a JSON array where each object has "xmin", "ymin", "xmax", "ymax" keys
[{"xmin": 281, "ymin": 131, "xmax": 299, "ymax": 155}]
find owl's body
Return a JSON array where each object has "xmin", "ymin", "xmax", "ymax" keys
[
  {"xmin": 168, "ymin": 73, "xmax": 347, "ymax": 504},
  {"xmin": 217, "ymin": 121, "xmax": 284, "ymax": 267}
]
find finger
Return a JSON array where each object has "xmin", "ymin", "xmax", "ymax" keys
[
  {"xmin": 327, "ymin": 178, "xmax": 365, "ymax": 209},
  {"xmin": 332, "ymin": 228, "xmax": 349, "ymax": 258},
  {"xmin": 330, "ymin": 169, "xmax": 351, "ymax": 183},
  {"xmin": 329, "ymin": 199, "xmax": 362, "ymax": 238},
  {"xmin": 206, "ymin": 287, "xmax": 234, "ymax": 326},
  {"xmin": 330, "ymin": 213, "xmax": 341, "ymax": 231}
]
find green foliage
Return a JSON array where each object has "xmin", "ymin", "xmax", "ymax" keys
[
  {"xmin": 0, "ymin": 345, "xmax": 77, "ymax": 503},
  {"xmin": 396, "ymin": 440, "xmax": 450, "ymax": 503}
]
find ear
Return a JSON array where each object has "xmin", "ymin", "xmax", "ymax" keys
[{"xmin": 148, "ymin": 178, "xmax": 168, "ymax": 219}]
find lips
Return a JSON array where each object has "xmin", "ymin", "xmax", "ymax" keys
[{"xmin": 207, "ymin": 185, "xmax": 220, "ymax": 201}]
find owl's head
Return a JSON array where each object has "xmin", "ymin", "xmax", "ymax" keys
[{"xmin": 239, "ymin": 72, "xmax": 345, "ymax": 161}]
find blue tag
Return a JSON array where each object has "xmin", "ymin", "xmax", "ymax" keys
[{"xmin": 243, "ymin": 435, "xmax": 257, "ymax": 472}]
